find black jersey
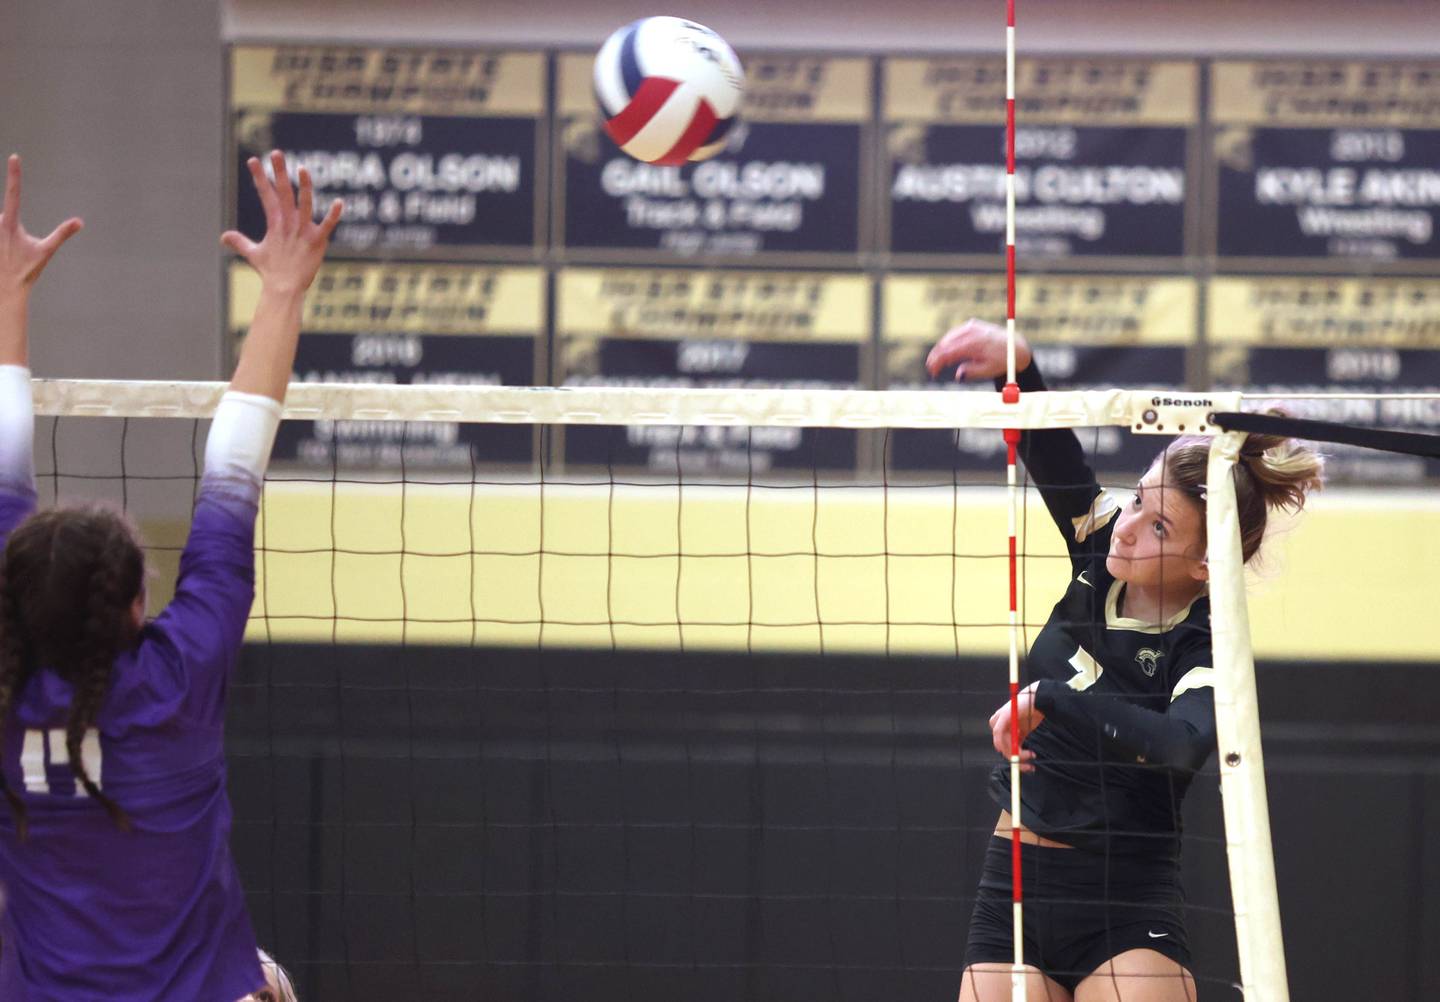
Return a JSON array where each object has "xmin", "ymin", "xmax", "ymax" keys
[{"xmin": 990, "ymin": 363, "xmax": 1217, "ymax": 859}]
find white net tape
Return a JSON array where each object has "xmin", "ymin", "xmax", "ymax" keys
[{"xmin": 33, "ymin": 379, "xmax": 1238, "ymax": 434}]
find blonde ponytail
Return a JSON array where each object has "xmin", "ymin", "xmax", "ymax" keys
[
  {"xmin": 1237, "ymin": 430, "xmax": 1325, "ymax": 515},
  {"xmin": 1156, "ymin": 414, "xmax": 1325, "ymax": 564}
]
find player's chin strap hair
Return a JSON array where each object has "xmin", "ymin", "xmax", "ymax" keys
[{"xmin": 1158, "ymin": 419, "xmax": 1324, "ymax": 564}]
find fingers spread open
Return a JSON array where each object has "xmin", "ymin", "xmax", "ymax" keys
[
  {"xmin": 2, "ymin": 155, "xmax": 19, "ymax": 229},
  {"xmin": 297, "ymin": 166, "xmax": 314, "ymax": 223},
  {"xmin": 39, "ymin": 217, "xmax": 83, "ymax": 254},
  {"xmin": 269, "ymin": 150, "xmax": 294, "ymax": 220},
  {"xmin": 248, "ymin": 156, "xmax": 280, "ymax": 225},
  {"xmin": 220, "ymin": 230, "xmax": 259, "ymax": 260},
  {"xmin": 318, "ymin": 198, "xmax": 344, "ymax": 239}
]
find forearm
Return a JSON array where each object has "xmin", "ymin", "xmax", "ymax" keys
[
  {"xmin": 195, "ymin": 391, "xmax": 283, "ymax": 532},
  {"xmin": 0, "ymin": 364, "xmax": 36, "ymax": 491},
  {"xmin": 229, "ymin": 284, "xmax": 306, "ymax": 403},
  {"xmin": 1034, "ymin": 680, "xmax": 1214, "ymax": 774},
  {"xmin": 0, "ymin": 293, "xmax": 29, "ymax": 367},
  {"xmin": 993, "ymin": 359, "xmax": 1103, "ymax": 536}
]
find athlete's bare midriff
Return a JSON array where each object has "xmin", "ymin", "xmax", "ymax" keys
[{"xmin": 993, "ymin": 810, "xmax": 1076, "ymax": 849}]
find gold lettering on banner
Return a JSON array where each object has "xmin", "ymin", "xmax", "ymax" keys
[
  {"xmin": 1208, "ymin": 277, "xmax": 1440, "ymax": 347},
  {"xmin": 229, "ymin": 264, "xmax": 544, "ymax": 337},
  {"xmin": 743, "ymin": 56, "xmax": 871, "ymax": 123},
  {"xmin": 1213, "ymin": 60, "xmax": 1440, "ymax": 127},
  {"xmin": 231, "ymin": 45, "xmax": 545, "ymax": 116},
  {"xmin": 557, "ymin": 269, "xmax": 870, "ymax": 342},
  {"xmin": 884, "ymin": 57, "xmax": 1198, "ymax": 125},
  {"xmin": 881, "ymin": 275, "xmax": 1198, "ymax": 346}
]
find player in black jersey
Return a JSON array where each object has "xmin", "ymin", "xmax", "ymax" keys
[{"xmin": 926, "ymin": 320, "xmax": 1324, "ymax": 1002}]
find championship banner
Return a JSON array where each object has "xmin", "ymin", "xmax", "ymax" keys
[
  {"xmin": 229, "ymin": 262, "xmax": 544, "ymax": 466},
  {"xmin": 229, "ymin": 46, "xmax": 545, "ymax": 257},
  {"xmin": 1213, "ymin": 60, "xmax": 1440, "ymax": 261},
  {"xmin": 1209, "ymin": 276, "xmax": 1440, "ymax": 481},
  {"xmin": 556, "ymin": 268, "xmax": 870, "ymax": 471},
  {"xmin": 882, "ymin": 274, "xmax": 1197, "ymax": 472},
  {"xmin": 556, "ymin": 53, "xmax": 869, "ymax": 260},
  {"xmin": 884, "ymin": 58, "xmax": 1198, "ymax": 259}
]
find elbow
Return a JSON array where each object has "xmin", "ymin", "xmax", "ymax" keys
[{"xmin": 1145, "ymin": 735, "xmax": 1212, "ymax": 776}]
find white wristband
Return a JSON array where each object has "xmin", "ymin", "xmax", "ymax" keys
[
  {"xmin": 205, "ymin": 391, "xmax": 283, "ymax": 482},
  {"xmin": 0, "ymin": 365, "xmax": 35, "ymax": 487}
]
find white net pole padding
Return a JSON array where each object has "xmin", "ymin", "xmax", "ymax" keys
[
  {"xmin": 31, "ymin": 379, "xmax": 1240, "ymax": 434},
  {"xmin": 1206, "ymin": 430, "xmax": 1290, "ymax": 1002}
]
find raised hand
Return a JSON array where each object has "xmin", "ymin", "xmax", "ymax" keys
[
  {"xmin": 221, "ymin": 150, "xmax": 342, "ymax": 296},
  {"xmin": 924, "ymin": 317, "xmax": 1031, "ymax": 383},
  {"xmin": 0, "ymin": 155, "xmax": 84, "ymax": 300}
]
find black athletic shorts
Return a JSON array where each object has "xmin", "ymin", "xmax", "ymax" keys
[{"xmin": 964, "ymin": 835, "xmax": 1192, "ymax": 993}]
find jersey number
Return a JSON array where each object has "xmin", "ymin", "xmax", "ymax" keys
[
  {"xmin": 20, "ymin": 728, "xmax": 102, "ymax": 796},
  {"xmin": 1067, "ymin": 646, "xmax": 1104, "ymax": 692}
]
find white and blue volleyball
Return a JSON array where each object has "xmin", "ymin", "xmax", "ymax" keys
[{"xmin": 594, "ymin": 16, "xmax": 745, "ymax": 166}]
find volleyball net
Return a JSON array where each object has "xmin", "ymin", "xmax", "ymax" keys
[{"xmin": 32, "ymin": 378, "xmax": 1439, "ymax": 1002}]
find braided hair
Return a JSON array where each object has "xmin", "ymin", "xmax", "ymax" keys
[{"xmin": 0, "ymin": 505, "xmax": 145, "ymax": 838}]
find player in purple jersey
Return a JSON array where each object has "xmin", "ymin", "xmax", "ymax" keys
[{"xmin": 0, "ymin": 152, "xmax": 341, "ymax": 1002}]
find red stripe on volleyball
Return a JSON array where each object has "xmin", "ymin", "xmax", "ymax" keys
[
  {"xmin": 652, "ymin": 99, "xmax": 720, "ymax": 167},
  {"xmin": 603, "ymin": 77, "xmax": 681, "ymax": 148}
]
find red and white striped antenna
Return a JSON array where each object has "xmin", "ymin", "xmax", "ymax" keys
[{"xmin": 1001, "ymin": 2, "xmax": 1026, "ymax": 1001}]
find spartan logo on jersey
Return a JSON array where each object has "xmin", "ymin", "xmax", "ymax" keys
[{"xmin": 1135, "ymin": 648, "xmax": 1163, "ymax": 677}]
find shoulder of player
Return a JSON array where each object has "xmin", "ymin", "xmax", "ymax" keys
[
  {"xmin": 1158, "ymin": 616, "xmax": 1213, "ymax": 691},
  {"xmin": 1068, "ymin": 489, "xmax": 1122, "ymax": 548},
  {"xmin": 1174, "ymin": 593, "xmax": 1213, "ymax": 647}
]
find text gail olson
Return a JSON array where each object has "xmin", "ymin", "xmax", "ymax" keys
[{"xmin": 601, "ymin": 160, "xmax": 828, "ymax": 200}]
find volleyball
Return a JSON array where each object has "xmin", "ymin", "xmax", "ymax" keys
[{"xmin": 593, "ymin": 16, "xmax": 745, "ymax": 166}]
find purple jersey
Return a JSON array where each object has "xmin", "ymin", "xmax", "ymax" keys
[{"xmin": 0, "ymin": 474, "xmax": 265, "ymax": 1002}]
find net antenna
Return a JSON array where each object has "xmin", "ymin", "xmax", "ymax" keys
[{"xmin": 999, "ymin": 5, "xmax": 1027, "ymax": 1002}]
